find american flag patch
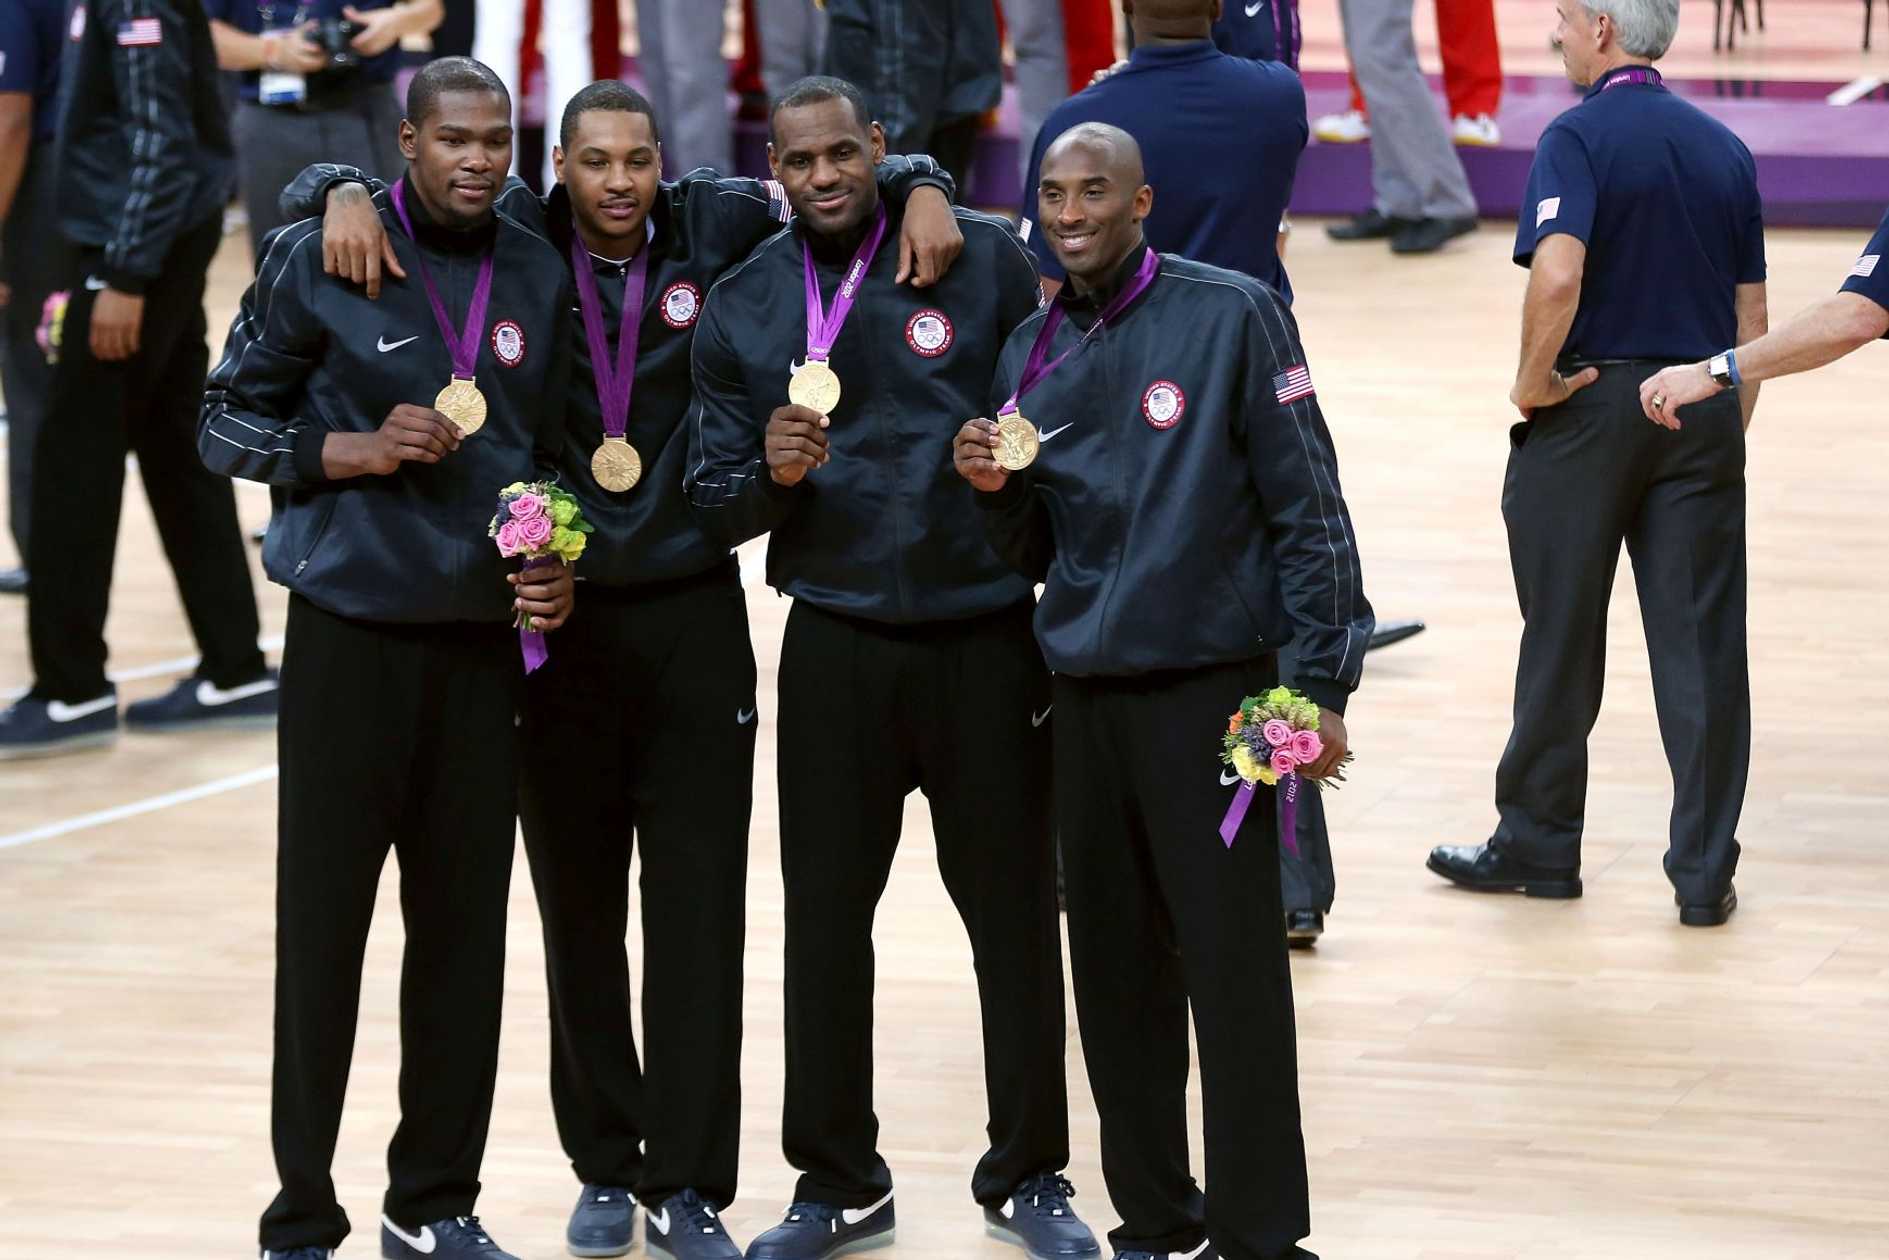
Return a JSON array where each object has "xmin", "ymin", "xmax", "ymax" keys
[
  {"xmin": 116, "ymin": 17, "xmax": 162, "ymax": 46},
  {"xmin": 1273, "ymin": 363, "xmax": 1314, "ymax": 405},
  {"xmin": 764, "ymin": 179, "xmax": 790, "ymax": 223},
  {"xmin": 1853, "ymin": 254, "xmax": 1880, "ymax": 279}
]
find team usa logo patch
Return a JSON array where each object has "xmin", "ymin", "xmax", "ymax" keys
[
  {"xmin": 116, "ymin": 16, "xmax": 161, "ymax": 46},
  {"xmin": 491, "ymin": 320, "xmax": 526, "ymax": 368},
  {"xmin": 904, "ymin": 309, "xmax": 954, "ymax": 358},
  {"xmin": 660, "ymin": 281, "xmax": 702, "ymax": 329},
  {"xmin": 1141, "ymin": 379, "xmax": 1186, "ymax": 429},
  {"xmin": 1273, "ymin": 363, "xmax": 1315, "ymax": 405}
]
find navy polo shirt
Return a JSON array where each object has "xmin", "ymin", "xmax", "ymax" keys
[
  {"xmin": 1838, "ymin": 207, "xmax": 1889, "ymax": 338},
  {"xmin": 0, "ymin": 0, "xmax": 65, "ymax": 143},
  {"xmin": 202, "ymin": 0, "xmax": 399, "ymax": 102},
  {"xmin": 1514, "ymin": 65, "xmax": 1765, "ymax": 362},
  {"xmin": 1212, "ymin": 0, "xmax": 1300, "ymax": 70},
  {"xmin": 1020, "ymin": 39, "xmax": 1306, "ymax": 304}
]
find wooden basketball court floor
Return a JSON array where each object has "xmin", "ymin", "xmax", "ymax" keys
[{"xmin": 4, "ymin": 203, "xmax": 1889, "ymax": 1257}]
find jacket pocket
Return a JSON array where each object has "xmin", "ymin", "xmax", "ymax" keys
[{"xmin": 290, "ymin": 496, "xmax": 339, "ymax": 578}]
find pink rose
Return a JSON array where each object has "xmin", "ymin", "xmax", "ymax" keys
[
  {"xmin": 509, "ymin": 492, "xmax": 547, "ymax": 521},
  {"xmin": 1270, "ymin": 749, "xmax": 1297, "ymax": 778},
  {"xmin": 495, "ymin": 519, "xmax": 523, "ymax": 556},
  {"xmin": 1262, "ymin": 719, "xmax": 1293, "ymax": 749},
  {"xmin": 1290, "ymin": 729, "xmax": 1323, "ymax": 764},
  {"xmin": 516, "ymin": 513, "xmax": 554, "ymax": 549}
]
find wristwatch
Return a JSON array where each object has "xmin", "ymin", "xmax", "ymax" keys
[{"xmin": 1707, "ymin": 350, "xmax": 1739, "ymax": 391}]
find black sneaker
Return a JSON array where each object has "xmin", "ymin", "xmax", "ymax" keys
[
  {"xmin": 0, "ymin": 566, "xmax": 26, "ymax": 594},
  {"xmin": 647, "ymin": 1188, "xmax": 743, "ymax": 1259},
  {"xmin": 1112, "ymin": 1245, "xmax": 1216, "ymax": 1260},
  {"xmin": 1325, "ymin": 209, "xmax": 1416, "ymax": 241},
  {"xmin": 744, "ymin": 1194, "xmax": 894, "ymax": 1259},
  {"xmin": 1285, "ymin": 909, "xmax": 1324, "ymax": 948},
  {"xmin": 381, "ymin": 1215, "xmax": 520, "ymax": 1259},
  {"xmin": 1390, "ymin": 216, "xmax": 1478, "ymax": 255},
  {"xmin": 261, "ymin": 1250, "xmax": 334, "ymax": 1259},
  {"xmin": 566, "ymin": 1185, "xmax": 637, "ymax": 1257},
  {"xmin": 984, "ymin": 1174, "xmax": 1100, "ymax": 1258},
  {"xmin": 0, "ymin": 691, "xmax": 119, "ymax": 759},
  {"xmin": 125, "ymin": 669, "xmax": 279, "ymax": 731}
]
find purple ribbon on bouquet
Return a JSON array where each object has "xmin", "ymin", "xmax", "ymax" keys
[
  {"xmin": 1218, "ymin": 774, "xmax": 1302, "ymax": 857},
  {"xmin": 801, "ymin": 205, "xmax": 889, "ymax": 364},
  {"xmin": 518, "ymin": 557, "xmax": 552, "ymax": 673},
  {"xmin": 388, "ymin": 179, "xmax": 496, "ymax": 380},
  {"xmin": 998, "ymin": 246, "xmax": 1160, "ymax": 421}
]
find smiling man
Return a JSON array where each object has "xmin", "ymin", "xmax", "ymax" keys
[
  {"xmin": 199, "ymin": 57, "xmax": 575, "ymax": 1260},
  {"xmin": 958, "ymin": 123, "xmax": 1371, "ymax": 1260},
  {"xmin": 281, "ymin": 76, "xmax": 964, "ymax": 1260},
  {"xmin": 687, "ymin": 76, "xmax": 1097, "ymax": 1260}
]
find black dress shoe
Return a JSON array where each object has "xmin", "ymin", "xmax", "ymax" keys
[
  {"xmin": 1391, "ymin": 215, "xmax": 1478, "ymax": 255},
  {"xmin": 1285, "ymin": 909, "xmax": 1324, "ymax": 948},
  {"xmin": 1677, "ymin": 885, "xmax": 1736, "ymax": 927},
  {"xmin": 1426, "ymin": 841, "xmax": 1582, "ymax": 898},
  {"xmin": 1367, "ymin": 618, "xmax": 1426, "ymax": 651},
  {"xmin": 1326, "ymin": 208, "xmax": 1418, "ymax": 241},
  {"xmin": 0, "ymin": 566, "xmax": 26, "ymax": 594}
]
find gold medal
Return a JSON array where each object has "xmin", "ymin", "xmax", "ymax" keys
[
  {"xmin": 434, "ymin": 376, "xmax": 487, "ymax": 437},
  {"xmin": 994, "ymin": 413, "xmax": 1040, "ymax": 472},
  {"xmin": 591, "ymin": 436, "xmax": 643, "ymax": 492},
  {"xmin": 788, "ymin": 359, "xmax": 842, "ymax": 415}
]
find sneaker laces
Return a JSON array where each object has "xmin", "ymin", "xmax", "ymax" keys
[
  {"xmin": 447, "ymin": 1216, "xmax": 503, "ymax": 1252},
  {"xmin": 1019, "ymin": 1173, "xmax": 1078, "ymax": 1218},
  {"xmin": 779, "ymin": 1201, "xmax": 839, "ymax": 1226},
  {"xmin": 675, "ymin": 1189, "xmax": 724, "ymax": 1235},
  {"xmin": 583, "ymin": 1185, "xmax": 631, "ymax": 1207}
]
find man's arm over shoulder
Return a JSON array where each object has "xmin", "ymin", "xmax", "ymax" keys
[{"xmin": 200, "ymin": 222, "xmax": 331, "ymax": 485}]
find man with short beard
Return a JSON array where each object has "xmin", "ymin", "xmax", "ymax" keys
[
  {"xmin": 282, "ymin": 79, "xmax": 965, "ymax": 1260},
  {"xmin": 199, "ymin": 57, "xmax": 575, "ymax": 1260},
  {"xmin": 687, "ymin": 75, "xmax": 1098, "ymax": 1260}
]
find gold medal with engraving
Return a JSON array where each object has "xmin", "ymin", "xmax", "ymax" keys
[
  {"xmin": 434, "ymin": 376, "xmax": 488, "ymax": 437},
  {"xmin": 591, "ymin": 435, "xmax": 643, "ymax": 492},
  {"xmin": 788, "ymin": 359, "xmax": 842, "ymax": 415},
  {"xmin": 994, "ymin": 413, "xmax": 1040, "ymax": 472}
]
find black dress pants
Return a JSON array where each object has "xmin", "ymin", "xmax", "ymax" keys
[
  {"xmin": 776, "ymin": 598, "xmax": 1070, "ymax": 1209},
  {"xmin": 1054, "ymin": 658, "xmax": 1312, "ymax": 1260},
  {"xmin": 260, "ymin": 596, "xmax": 522, "ymax": 1252},
  {"xmin": 26, "ymin": 214, "xmax": 265, "ymax": 702},
  {"xmin": 1, "ymin": 142, "xmax": 75, "ymax": 561},
  {"xmin": 519, "ymin": 564, "xmax": 758, "ymax": 1210},
  {"xmin": 1493, "ymin": 362, "xmax": 1749, "ymax": 903}
]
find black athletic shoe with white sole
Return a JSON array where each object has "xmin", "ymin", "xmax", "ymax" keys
[
  {"xmin": 125, "ymin": 669, "xmax": 279, "ymax": 730},
  {"xmin": 984, "ymin": 1173, "xmax": 1100, "ymax": 1258},
  {"xmin": 0, "ymin": 691, "xmax": 119, "ymax": 759},
  {"xmin": 743, "ymin": 1193, "xmax": 894, "ymax": 1259},
  {"xmin": 646, "ymin": 1188, "xmax": 742, "ymax": 1259},
  {"xmin": 381, "ymin": 1214, "xmax": 520, "ymax": 1259},
  {"xmin": 566, "ymin": 1184, "xmax": 636, "ymax": 1257}
]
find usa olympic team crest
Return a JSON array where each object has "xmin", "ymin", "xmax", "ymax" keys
[
  {"xmin": 1142, "ymin": 379, "xmax": 1186, "ymax": 430},
  {"xmin": 491, "ymin": 320, "xmax": 527, "ymax": 368},
  {"xmin": 660, "ymin": 281, "xmax": 702, "ymax": 329},
  {"xmin": 904, "ymin": 309, "xmax": 954, "ymax": 358}
]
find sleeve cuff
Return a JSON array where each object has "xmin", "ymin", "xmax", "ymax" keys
[
  {"xmin": 1296, "ymin": 675, "xmax": 1351, "ymax": 717},
  {"xmin": 292, "ymin": 427, "xmax": 331, "ymax": 484},
  {"xmin": 99, "ymin": 264, "xmax": 152, "ymax": 296}
]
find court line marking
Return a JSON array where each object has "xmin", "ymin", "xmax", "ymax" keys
[
  {"xmin": 1828, "ymin": 76, "xmax": 1883, "ymax": 106},
  {"xmin": 3, "ymin": 634, "xmax": 287, "ymax": 702},
  {"xmin": 0, "ymin": 763, "xmax": 279, "ymax": 851}
]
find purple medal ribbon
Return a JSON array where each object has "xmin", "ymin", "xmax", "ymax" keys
[
  {"xmin": 387, "ymin": 179, "xmax": 496, "ymax": 381},
  {"xmin": 1217, "ymin": 773, "xmax": 1302, "ymax": 858},
  {"xmin": 801, "ymin": 205, "xmax": 890, "ymax": 364},
  {"xmin": 999, "ymin": 246, "xmax": 1160, "ymax": 420},
  {"xmin": 570, "ymin": 220, "xmax": 652, "ymax": 439}
]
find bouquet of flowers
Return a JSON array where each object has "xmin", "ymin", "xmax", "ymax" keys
[
  {"xmin": 488, "ymin": 480, "xmax": 591, "ymax": 671},
  {"xmin": 37, "ymin": 290, "xmax": 69, "ymax": 365},
  {"xmin": 1218, "ymin": 686, "xmax": 1351, "ymax": 852}
]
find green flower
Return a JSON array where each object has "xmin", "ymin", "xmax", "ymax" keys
[
  {"xmin": 550, "ymin": 496, "xmax": 577, "ymax": 527},
  {"xmin": 551, "ymin": 526, "xmax": 587, "ymax": 563}
]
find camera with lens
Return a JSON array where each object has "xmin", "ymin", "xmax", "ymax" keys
[{"xmin": 309, "ymin": 17, "xmax": 363, "ymax": 71}]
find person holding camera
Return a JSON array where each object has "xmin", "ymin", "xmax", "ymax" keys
[{"xmin": 205, "ymin": 0, "xmax": 442, "ymax": 264}]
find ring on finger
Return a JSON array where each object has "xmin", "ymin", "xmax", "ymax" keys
[{"xmin": 1652, "ymin": 394, "xmax": 1667, "ymax": 411}]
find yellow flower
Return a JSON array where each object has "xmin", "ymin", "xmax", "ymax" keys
[
  {"xmin": 1256, "ymin": 767, "xmax": 1279, "ymax": 786},
  {"xmin": 551, "ymin": 527, "xmax": 586, "ymax": 563},
  {"xmin": 1231, "ymin": 746, "xmax": 1263, "ymax": 783}
]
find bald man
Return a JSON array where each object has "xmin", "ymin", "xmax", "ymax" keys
[{"xmin": 959, "ymin": 122, "xmax": 1370, "ymax": 1260}]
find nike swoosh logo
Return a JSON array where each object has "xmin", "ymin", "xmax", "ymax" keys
[
  {"xmin": 381, "ymin": 1216, "xmax": 437, "ymax": 1255},
  {"xmin": 1038, "ymin": 423, "xmax": 1074, "ymax": 444},
  {"xmin": 47, "ymin": 696, "xmax": 117, "ymax": 723},
  {"xmin": 1220, "ymin": 769, "xmax": 1243, "ymax": 786},
  {"xmin": 84, "ymin": 275, "xmax": 109, "ymax": 291},
  {"xmin": 195, "ymin": 678, "xmax": 278, "ymax": 707},
  {"xmin": 737, "ymin": 707, "xmax": 757, "ymax": 725},
  {"xmin": 1031, "ymin": 706, "xmax": 1053, "ymax": 728},
  {"xmin": 841, "ymin": 1190, "xmax": 894, "ymax": 1226},
  {"xmin": 1178, "ymin": 1243, "xmax": 1211, "ymax": 1260},
  {"xmin": 649, "ymin": 1207, "xmax": 671, "ymax": 1236},
  {"xmin": 377, "ymin": 334, "xmax": 420, "ymax": 353},
  {"xmin": 999, "ymin": 1199, "xmax": 1016, "ymax": 1220},
  {"xmin": 1245, "ymin": 1, "xmax": 1265, "ymax": 15}
]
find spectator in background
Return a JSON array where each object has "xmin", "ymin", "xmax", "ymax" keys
[
  {"xmin": 755, "ymin": 0, "xmax": 829, "ymax": 102},
  {"xmin": 638, "ymin": 0, "xmax": 735, "ymax": 174},
  {"xmin": 1314, "ymin": 0, "xmax": 1504, "ymax": 147},
  {"xmin": 1212, "ymin": 0, "xmax": 1301, "ymax": 66},
  {"xmin": 205, "ymin": 0, "xmax": 443, "ymax": 263},
  {"xmin": 824, "ymin": 0, "xmax": 1002, "ymax": 189},
  {"xmin": 0, "ymin": 0, "xmax": 72, "ymax": 597}
]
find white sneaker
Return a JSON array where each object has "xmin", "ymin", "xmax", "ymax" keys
[
  {"xmin": 1312, "ymin": 109, "xmax": 1370, "ymax": 144},
  {"xmin": 1452, "ymin": 113, "xmax": 1502, "ymax": 146}
]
